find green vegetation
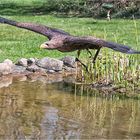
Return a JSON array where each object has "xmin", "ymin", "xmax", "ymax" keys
[
  {"xmin": 0, "ymin": 15, "xmax": 139, "ymax": 87},
  {"xmin": 0, "ymin": 15, "xmax": 78, "ymax": 61},
  {"xmin": 0, "ymin": 15, "xmax": 139, "ymax": 61},
  {"xmin": 0, "ymin": 0, "xmax": 139, "ymax": 18},
  {"xmin": 80, "ymin": 17, "xmax": 140, "ymax": 88}
]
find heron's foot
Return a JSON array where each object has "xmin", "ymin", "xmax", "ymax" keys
[{"xmin": 75, "ymin": 58, "xmax": 89, "ymax": 72}]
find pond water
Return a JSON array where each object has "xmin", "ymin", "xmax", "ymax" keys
[{"xmin": 0, "ymin": 78, "xmax": 140, "ymax": 139}]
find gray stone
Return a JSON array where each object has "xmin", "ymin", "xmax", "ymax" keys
[
  {"xmin": 0, "ymin": 62, "xmax": 13, "ymax": 75},
  {"xmin": 12, "ymin": 65, "xmax": 28, "ymax": 74},
  {"xmin": 17, "ymin": 58, "xmax": 28, "ymax": 67},
  {"xmin": 26, "ymin": 64, "xmax": 46, "ymax": 73},
  {"xmin": 61, "ymin": 56, "xmax": 76, "ymax": 68},
  {"xmin": 64, "ymin": 66, "xmax": 76, "ymax": 72},
  {"xmin": 36, "ymin": 57, "xmax": 63, "ymax": 71},
  {"xmin": 0, "ymin": 59, "xmax": 14, "ymax": 75},
  {"xmin": 27, "ymin": 58, "xmax": 37, "ymax": 66},
  {"xmin": 3, "ymin": 59, "xmax": 13, "ymax": 66}
]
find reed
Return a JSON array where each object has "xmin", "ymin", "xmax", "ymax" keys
[{"xmin": 82, "ymin": 19, "xmax": 140, "ymax": 91}]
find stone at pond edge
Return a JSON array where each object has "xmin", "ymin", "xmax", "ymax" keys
[
  {"xmin": 3, "ymin": 59, "xmax": 13, "ymax": 66},
  {"xmin": 26, "ymin": 64, "xmax": 46, "ymax": 73},
  {"xmin": 0, "ymin": 63, "xmax": 12, "ymax": 75},
  {"xmin": 36, "ymin": 57, "xmax": 63, "ymax": 71},
  {"xmin": 27, "ymin": 58, "xmax": 38, "ymax": 66},
  {"xmin": 16, "ymin": 58, "xmax": 28, "ymax": 67},
  {"xmin": 63, "ymin": 66, "xmax": 76, "ymax": 73},
  {"xmin": 12, "ymin": 65, "xmax": 29, "ymax": 74},
  {"xmin": 0, "ymin": 59, "xmax": 13, "ymax": 75},
  {"xmin": 0, "ymin": 56, "xmax": 78, "ymax": 77},
  {"xmin": 61, "ymin": 56, "xmax": 76, "ymax": 68}
]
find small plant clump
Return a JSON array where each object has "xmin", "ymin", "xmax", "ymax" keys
[
  {"xmin": 80, "ymin": 49, "xmax": 140, "ymax": 95},
  {"xmin": 82, "ymin": 52, "xmax": 139, "ymax": 82},
  {"xmin": 81, "ymin": 18, "xmax": 140, "ymax": 93}
]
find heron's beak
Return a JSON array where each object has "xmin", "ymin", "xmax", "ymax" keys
[{"xmin": 40, "ymin": 43, "xmax": 47, "ymax": 49}]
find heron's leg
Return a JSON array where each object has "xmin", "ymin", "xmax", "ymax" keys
[
  {"xmin": 75, "ymin": 58, "xmax": 88, "ymax": 72},
  {"xmin": 93, "ymin": 48, "xmax": 101, "ymax": 63},
  {"xmin": 86, "ymin": 49, "xmax": 92, "ymax": 58},
  {"xmin": 77, "ymin": 50, "xmax": 81, "ymax": 58},
  {"xmin": 76, "ymin": 50, "xmax": 88, "ymax": 72}
]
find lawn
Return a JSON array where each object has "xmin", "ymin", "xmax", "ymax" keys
[{"xmin": 0, "ymin": 15, "xmax": 140, "ymax": 62}]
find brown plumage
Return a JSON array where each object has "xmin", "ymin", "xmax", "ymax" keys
[{"xmin": 0, "ymin": 17, "xmax": 140, "ymax": 64}]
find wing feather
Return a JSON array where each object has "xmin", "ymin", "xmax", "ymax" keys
[
  {"xmin": 0, "ymin": 17, "xmax": 140, "ymax": 54},
  {"xmin": 65, "ymin": 36, "xmax": 140, "ymax": 54},
  {"xmin": 0, "ymin": 17, "xmax": 70, "ymax": 39}
]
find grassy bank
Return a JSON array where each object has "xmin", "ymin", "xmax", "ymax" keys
[
  {"xmin": 0, "ymin": 15, "xmax": 139, "ymax": 88},
  {"xmin": 0, "ymin": 15, "xmax": 139, "ymax": 60}
]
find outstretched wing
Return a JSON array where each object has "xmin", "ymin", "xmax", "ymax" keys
[
  {"xmin": 0, "ymin": 17, "xmax": 70, "ymax": 40},
  {"xmin": 65, "ymin": 36, "xmax": 140, "ymax": 54}
]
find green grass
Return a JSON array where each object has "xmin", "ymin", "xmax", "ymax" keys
[
  {"xmin": 0, "ymin": 15, "xmax": 76, "ymax": 61},
  {"xmin": 0, "ymin": 15, "xmax": 139, "ymax": 61},
  {"xmin": 0, "ymin": 15, "xmax": 139, "ymax": 88}
]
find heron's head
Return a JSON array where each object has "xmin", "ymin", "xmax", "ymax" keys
[
  {"xmin": 40, "ymin": 41, "xmax": 55, "ymax": 50},
  {"xmin": 40, "ymin": 37, "xmax": 64, "ymax": 51}
]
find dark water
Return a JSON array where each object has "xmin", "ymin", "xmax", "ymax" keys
[{"xmin": 0, "ymin": 79, "xmax": 140, "ymax": 140}]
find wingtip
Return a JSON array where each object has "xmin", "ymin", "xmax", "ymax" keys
[
  {"xmin": 0, "ymin": 17, "xmax": 6, "ymax": 23},
  {"xmin": 127, "ymin": 49, "xmax": 140, "ymax": 54},
  {"xmin": 0, "ymin": 16, "xmax": 17, "ymax": 25}
]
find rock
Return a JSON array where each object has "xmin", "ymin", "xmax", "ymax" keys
[
  {"xmin": 27, "ymin": 58, "xmax": 37, "ymax": 66},
  {"xmin": 3, "ymin": 59, "xmax": 13, "ymax": 66},
  {"xmin": 36, "ymin": 57, "xmax": 63, "ymax": 71},
  {"xmin": 26, "ymin": 64, "xmax": 46, "ymax": 73},
  {"xmin": 0, "ymin": 62, "xmax": 13, "ymax": 75},
  {"xmin": 26, "ymin": 73, "xmax": 41, "ymax": 81},
  {"xmin": 12, "ymin": 65, "xmax": 28, "ymax": 74},
  {"xmin": 61, "ymin": 56, "xmax": 76, "ymax": 68},
  {"xmin": 17, "ymin": 58, "xmax": 28, "ymax": 67},
  {"xmin": 63, "ymin": 66, "xmax": 76, "ymax": 72},
  {"xmin": 0, "ymin": 59, "xmax": 14, "ymax": 75}
]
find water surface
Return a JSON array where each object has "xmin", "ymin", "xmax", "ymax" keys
[{"xmin": 0, "ymin": 80, "xmax": 140, "ymax": 139}]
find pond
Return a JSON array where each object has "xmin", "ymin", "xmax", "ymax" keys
[{"xmin": 0, "ymin": 76, "xmax": 140, "ymax": 139}]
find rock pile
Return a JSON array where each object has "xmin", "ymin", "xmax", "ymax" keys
[
  {"xmin": 0, "ymin": 59, "xmax": 14, "ymax": 76},
  {"xmin": 0, "ymin": 56, "xmax": 78, "ymax": 76}
]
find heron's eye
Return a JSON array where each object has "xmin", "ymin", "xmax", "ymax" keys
[{"xmin": 45, "ymin": 43, "xmax": 49, "ymax": 46}]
